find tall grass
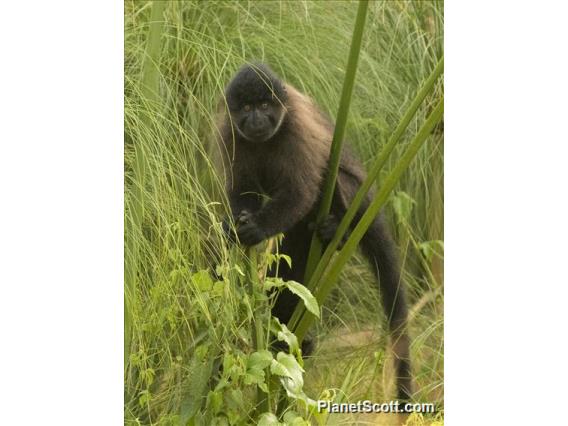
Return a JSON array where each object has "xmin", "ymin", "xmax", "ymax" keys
[{"xmin": 125, "ymin": 1, "xmax": 443, "ymax": 424}]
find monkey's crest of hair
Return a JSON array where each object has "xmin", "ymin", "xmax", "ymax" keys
[{"xmin": 225, "ymin": 63, "xmax": 288, "ymax": 110}]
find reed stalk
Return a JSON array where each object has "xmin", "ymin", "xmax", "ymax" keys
[
  {"xmin": 303, "ymin": 0, "xmax": 370, "ymax": 283},
  {"xmin": 293, "ymin": 97, "xmax": 444, "ymax": 341},
  {"xmin": 288, "ymin": 56, "xmax": 444, "ymax": 331}
]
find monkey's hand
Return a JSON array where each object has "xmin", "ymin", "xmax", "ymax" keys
[
  {"xmin": 223, "ymin": 210, "xmax": 266, "ymax": 246},
  {"xmin": 222, "ymin": 210, "xmax": 250, "ymax": 243},
  {"xmin": 235, "ymin": 210, "xmax": 267, "ymax": 246},
  {"xmin": 310, "ymin": 214, "xmax": 349, "ymax": 249}
]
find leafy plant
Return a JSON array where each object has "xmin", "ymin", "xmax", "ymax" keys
[{"xmin": 182, "ymin": 247, "xmax": 322, "ymax": 425}]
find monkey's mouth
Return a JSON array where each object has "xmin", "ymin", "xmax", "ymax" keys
[
  {"xmin": 246, "ymin": 129, "xmax": 272, "ymax": 142},
  {"xmin": 236, "ymin": 124, "xmax": 273, "ymax": 143}
]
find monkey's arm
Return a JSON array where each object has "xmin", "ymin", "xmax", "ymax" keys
[
  {"xmin": 236, "ymin": 175, "xmax": 317, "ymax": 246},
  {"xmin": 228, "ymin": 188, "xmax": 263, "ymax": 217},
  {"xmin": 223, "ymin": 175, "xmax": 264, "ymax": 242},
  {"xmin": 226, "ymin": 169, "xmax": 264, "ymax": 215},
  {"xmin": 313, "ymin": 165, "xmax": 368, "ymax": 248}
]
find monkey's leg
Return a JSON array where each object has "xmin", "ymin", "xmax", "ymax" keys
[
  {"xmin": 270, "ymin": 223, "xmax": 315, "ymax": 355},
  {"xmin": 360, "ymin": 215, "xmax": 412, "ymax": 402},
  {"xmin": 314, "ymin": 170, "xmax": 365, "ymax": 249},
  {"xmin": 333, "ymin": 169, "xmax": 412, "ymax": 400}
]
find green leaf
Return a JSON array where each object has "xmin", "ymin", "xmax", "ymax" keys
[
  {"xmin": 418, "ymin": 240, "xmax": 444, "ymax": 261},
  {"xmin": 180, "ymin": 354, "xmax": 214, "ymax": 424},
  {"xmin": 392, "ymin": 191, "xmax": 416, "ymax": 224},
  {"xmin": 195, "ymin": 344, "xmax": 209, "ymax": 361},
  {"xmin": 258, "ymin": 413, "xmax": 281, "ymax": 426},
  {"xmin": 206, "ymin": 390, "xmax": 223, "ymax": 415},
  {"xmin": 222, "ymin": 353, "xmax": 235, "ymax": 372},
  {"xmin": 244, "ymin": 369, "xmax": 265, "ymax": 385},
  {"xmin": 284, "ymin": 281, "xmax": 320, "ymax": 318},
  {"xmin": 212, "ymin": 280, "xmax": 225, "ymax": 296},
  {"xmin": 247, "ymin": 350, "xmax": 273, "ymax": 370},
  {"xmin": 283, "ymin": 411, "xmax": 310, "ymax": 426},
  {"xmin": 264, "ymin": 277, "xmax": 285, "ymax": 290},
  {"xmin": 215, "ymin": 263, "xmax": 228, "ymax": 278},
  {"xmin": 270, "ymin": 352, "xmax": 305, "ymax": 398},
  {"xmin": 138, "ymin": 389, "xmax": 152, "ymax": 408},
  {"xmin": 224, "ymin": 389, "xmax": 246, "ymax": 423},
  {"xmin": 271, "ymin": 317, "xmax": 299, "ymax": 355},
  {"xmin": 140, "ymin": 367, "xmax": 155, "ymax": 386},
  {"xmin": 192, "ymin": 269, "xmax": 213, "ymax": 292},
  {"xmin": 245, "ymin": 351, "xmax": 272, "ymax": 391},
  {"xmin": 234, "ymin": 264, "xmax": 245, "ymax": 276},
  {"xmin": 278, "ymin": 254, "xmax": 292, "ymax": 269}
]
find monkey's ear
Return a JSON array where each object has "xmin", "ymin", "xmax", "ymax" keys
[
  {"xmin": 275, "ymin": 86, "xmax": 288, "ymax": 106},
  {"xmin": 214, "ymin": 97, "xmax": 226, "ymax": 114}
]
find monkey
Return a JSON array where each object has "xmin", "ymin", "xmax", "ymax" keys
[{"xmin": 217, "ymin": 63, "xmax": 412, "ymax": 402}]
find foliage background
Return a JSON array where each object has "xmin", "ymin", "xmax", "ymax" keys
[{"xmin": 124, "ymin": 1, "xmax": 443, "ymax": 424}]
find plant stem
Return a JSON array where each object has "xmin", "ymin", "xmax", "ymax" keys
[
  {"xmin": 303, "ymin": 0, "xmax": 370, "ymax": 283},
  {"xmin": 246, "ymin": 247, "xmax": 270, "ymax": 414},
  {"xmin": 294, "ymin": 97, "xmax": 444, "ymax": 341},
  {"xmin": 289, "ymin": 56, "xmax": 444, "ymax": 332},
  {"xmin": 247, "ymin": 248, "xmax": 265, "ymax": 350}
]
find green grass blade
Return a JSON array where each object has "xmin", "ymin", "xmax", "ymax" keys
[
  {"xmin": 288, "ymin": 56, "xmax": 444, "ymax": 331},
  {"xmin": 303, "ymin": 0, "xmax": 370, "ymax": 283},
  {"xmin": 124, "ymin": 0, "xmax": 166, "ymax": 369},
  {"xmin": 294, "ymin": 97, "xmax": 444, "ymax": 341}
]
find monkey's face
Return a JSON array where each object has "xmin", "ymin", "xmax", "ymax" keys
[
  {"xmin": 230, "ymin": 101, "xmax": 286, "ymax": 143},
  {"xmin": 225, "ymin": 64, "xmax": 288, "ymax": 143}
]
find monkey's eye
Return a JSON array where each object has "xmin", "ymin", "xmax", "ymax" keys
[
  {"xmin": 260, "ymin": 102, "xmax": 269, "ymax": 110},
  {"xmin": 243, "ymin": 104, "xmax": 251, "ymax": 112}
]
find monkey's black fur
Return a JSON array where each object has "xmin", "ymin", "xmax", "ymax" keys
[
  {"xmin": 225, "ymin": 63, "xmax": 287, "ymax": 111},
  {"xmin": 218, "ymin": 63, "xmax": 412, "ymax": 401}
]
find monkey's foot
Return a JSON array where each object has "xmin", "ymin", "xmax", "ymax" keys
[{"xmin": 271, "ymin": 337, "xmax": 316, "ymax": 357}]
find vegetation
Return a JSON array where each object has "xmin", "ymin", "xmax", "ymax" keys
[{"xmin": 124, "ymin": 1, "xmax": 444, "ymax": 425}]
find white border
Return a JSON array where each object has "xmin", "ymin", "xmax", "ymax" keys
[
  {"xmin": 0, "ymin": 1, "xmax": 123, "ymax": 424},
  {"xmin": 1, "ymin": 1, "xmax": 567, "ymax": 425},
  {"xmin": 446, "ymin": 1, "xmax": 568, "ymax": 424}
]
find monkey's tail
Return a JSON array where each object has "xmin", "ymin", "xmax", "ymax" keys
[{"xmin": 359, "ymin": 214, "xmax": 412, "ymax": 402}]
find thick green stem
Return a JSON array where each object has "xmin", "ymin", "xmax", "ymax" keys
[
  {"xmin": 125, "ymin": 0, "xmax": 166, "ymax": 368},
  {"xmin": 303, "ymin": 0, "xmax": 369, "ymax": 283},
  {"xmin": 246, "ymin": 247, "xmax": 270, "ymax": 414},
  {"xmin": 294, "ymin": 98, "xmax": 444, "ymax": 341},
  {"xmin": 289, "ymin": 57, "xmax": 444, "ymax": 331},
  {"xmin": 246, "ymin": 248, "xmax": 265, "ymax": 350}
]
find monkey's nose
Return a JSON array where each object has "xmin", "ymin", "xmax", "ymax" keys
[
  {"xmin": 250, "ymin": 120, "xmax": 267, "ymax": 134},
  {"xmin": 251, "ymin": 116, "xmax": 263, "ymax": 129}
]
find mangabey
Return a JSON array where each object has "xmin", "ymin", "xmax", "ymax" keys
[{"xmin": 217, "ymin": 63, "xmax": 412, "ymax": 401}]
